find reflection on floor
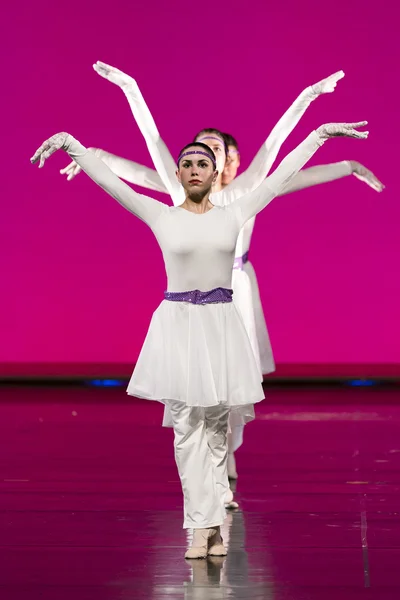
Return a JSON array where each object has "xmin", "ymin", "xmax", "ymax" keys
[{"xmin": 0, "ymin": 384, "xmax": 399, "ymax": 598}]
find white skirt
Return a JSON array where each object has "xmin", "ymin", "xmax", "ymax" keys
[
  {"xmin": 243, "ymin": 261, "xmax": 276, "ymax": 376},
  {"xmin": 231, "ymin": 268, "xmax": 262, "ymax": 377},
  {"xmin": 127, "ymin": 299, "xmax": 265, "ymax": 427}
]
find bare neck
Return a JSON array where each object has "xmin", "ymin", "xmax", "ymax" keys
[{"xmin": 182, "ymin": 189, "xmax": 214, "ymax": 213}]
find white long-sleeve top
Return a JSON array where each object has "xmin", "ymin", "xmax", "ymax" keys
[
  {"xmin": 64, "ymin": 130, "xmax": 324, "ymax": 292},
  {"xmin": 89, "ymin": 148, "xmax": 352, "ymax": 258}
]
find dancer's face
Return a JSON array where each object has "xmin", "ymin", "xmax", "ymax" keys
[
  {"xmin": 194, "ymin": 135, "xmax": 226, "ymax": 175},
  {"xmin": 176, "ymin": 148, "xmax": 218, "ymax": 195},
  {"xmin": 222, "ymin": 145, "xmax": 241, "ymax": 186}
]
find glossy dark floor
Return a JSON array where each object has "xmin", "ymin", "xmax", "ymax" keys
[{"xmin": 1, "ymin": 384, "xmax": 400, "ymax": 599}]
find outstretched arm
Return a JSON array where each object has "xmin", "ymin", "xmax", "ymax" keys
[
  {"xmin": 31, "ymin": 133, "xmax": 166, "ymax": 227},
  {"xmin": 232, "ymin": 122, "xmax": 369, "ymax": 227},
  {"xmin": 281, "ymin": 160, "xmax": 384, "ymax": 195},
  {"xmin": 60, "ymin": 148, "xmax": 169, "ymax": 193},
  {"xmin": 93, "ymin": 61, "xmax": 185, "ymax": 206},
  {"xmin": 226, "ymin": 71, "xmax": 345, "ymax": 195}
]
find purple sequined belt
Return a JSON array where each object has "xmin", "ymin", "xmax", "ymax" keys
[
  {"xmin": 164, "ymin": 287, "xmax": 233, "ymax": 305},
  {"xmin": 233, "ymin": 251, "xmax": 249, "ymax": 270}
]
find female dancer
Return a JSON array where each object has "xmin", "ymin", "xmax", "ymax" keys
[
  {"xmin": 59, "ymin": 64, "xmax": 382, "ymax": 485},
  {"xmin": 88, "ymin": 63, "xmax": 383, "ymax": 483},
  {"xmin": 31, "ymin": 118, "xmax": 367, "ymax": 558}
]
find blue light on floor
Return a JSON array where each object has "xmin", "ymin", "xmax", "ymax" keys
[
  {"xmin": 85, "ymin": 379, "xmax": 125, "ymax": 387},
  {"xmin": 345, "ymin": 379, "xmax": 379, "ymax": 387}
]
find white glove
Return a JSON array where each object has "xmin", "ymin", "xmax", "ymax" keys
[
  {"xmin": 93, "ymin": 61, "xmax": 133, "ymax": 89},
  {"xmin": 349, "ymin": 160, "xmax": 385, "ymax": 192},
  {"xmin": 93, "ymin": 60, "xmax": 160, "ymax": 143},
  {"xmin": 317, "ymin": 122, "xmax": 369, "ymax": 140},
  {"xmin": 60, "ymin": 159, "xmax": 81, "ymax": 180},
  {"xmin": 310, "ymin": 71, "xmax": 345, "ymax": 97},
  {"xmin": 30, "ymin": 132, "xmax": 69, "ymax": 168}
]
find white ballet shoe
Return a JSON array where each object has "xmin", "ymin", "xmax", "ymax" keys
[
  {"xmin": 227, "ymin": 452, "xmax": 238, "ymax": 480},
  {"xmin": 225, "ymin": 487, "xmax": 239, "ymax": 510},
  {"xmin": 208, "ymin": 527, "xmax": 227, "ymax": 556},
  {"xmin": 185, "ymin": 528, "xmax": 217, "ymax": 560}
]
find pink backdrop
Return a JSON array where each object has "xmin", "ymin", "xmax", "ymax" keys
[{"xmin": 2, "ymin": 0, "xmax": 399, "ymax": 372}]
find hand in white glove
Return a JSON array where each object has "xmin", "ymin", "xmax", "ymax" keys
[
  {"xmin": 317, "ymin": 122, "xmax": 369, "ymax": 140},
  {"xmin": 310, "ymin": 71, "xmax": 345, "ymax": 96},
  {"xmin": 60, "ymin": 159, "xmax": 82, "ymax": 180},
  {"xmin": 349, "ymin": 160, "xmax": 385, "ymax": 192},
  {"xmin": 93, "ymin": 60, "xmax": 160, "ymax": 143},
  {"xmin": 93, "ymin": 61, "xmax": 133, "ymax": 89},
  {"xmin": 30, "ymin": 133, "xmax": 69, "ymax": 168}
]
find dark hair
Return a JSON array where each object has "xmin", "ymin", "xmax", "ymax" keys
[
  {"xmin": 194, "ymin": 128, "xmax": 228, "ymax": 157},
  {"xmin": 223, "ymin": 132, "xmax": 239, "ymax": 151},
  {"xmin": 177, "ymin": 142, "xmax": 217, "ymax": 170}
]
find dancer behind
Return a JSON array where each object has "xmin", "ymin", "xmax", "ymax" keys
[
  {"xmin": 31, "ymin": 117, "xmax": 367, "ymax": 558},
  {"xmin": 221, "ymin": 132, "xmax": 384, "ymax": 478},
  {"xmin": 222, "ymin": 134, "xmax": 241, "ymax": 188}
]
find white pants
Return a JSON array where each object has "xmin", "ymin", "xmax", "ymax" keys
[
  {"xmin": 168, "ymin": 401, "xmax": 230, "ymax": 529},
  {"xmin": 228, "ymin": 424, "xmax": 244, "ymax": 454}
]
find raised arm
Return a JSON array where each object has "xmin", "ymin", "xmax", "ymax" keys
[
  {"xmin": 225, "ymin": 71, "xmax": 345, "ymax": 195},
  {"xmin": 280, "ymin": 160, "xmax": 384, "ymax": 195},
  {"xmin": 93, "ymin": 61, "xmax": 185, "ymax": 206},
  {"xmin": 232, "ymin": 122, "xmax": 369, "ymax": 227},
  {"xmin": 30, "ymin": 133, "xmax": 166, "ymax": 227},
  {"xmin": 60, "ymin": 148, "xmax": 169, "ymax": 193}
]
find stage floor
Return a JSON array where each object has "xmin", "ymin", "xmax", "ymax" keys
[{"xmin": 0, "ymin": 384, "xmax": 399, "ymax": 599}]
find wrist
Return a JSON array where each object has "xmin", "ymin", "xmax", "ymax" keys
[
  {"xmin": 121, "ymin": 77, "xmax": 137, "ymax": 93},
  {"xmin": 316, "ymin": 126, "xmax": 328, "ymax": 140},
  {"xmin": 62, "ymin": 133, "xmax": 73, "ymax": 151},
  {"xmin": 307, "ymin": 85, "xmax": 319, "ymax": 100},
  {"xmin": 347, "ymin": 160, "xmax": 357, "ymax": 173}
]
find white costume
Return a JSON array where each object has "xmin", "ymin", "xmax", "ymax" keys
[
  {"xmin": 86, "ymin": 69, "xmax": 348, "ymax": 453},
  {"xmin": 61, "ymin": 66, "xmax": 380, "ymax": 467},
  {"xmin": 62, "ymin": 129, "xmax": 325, "ymax": 528}
]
